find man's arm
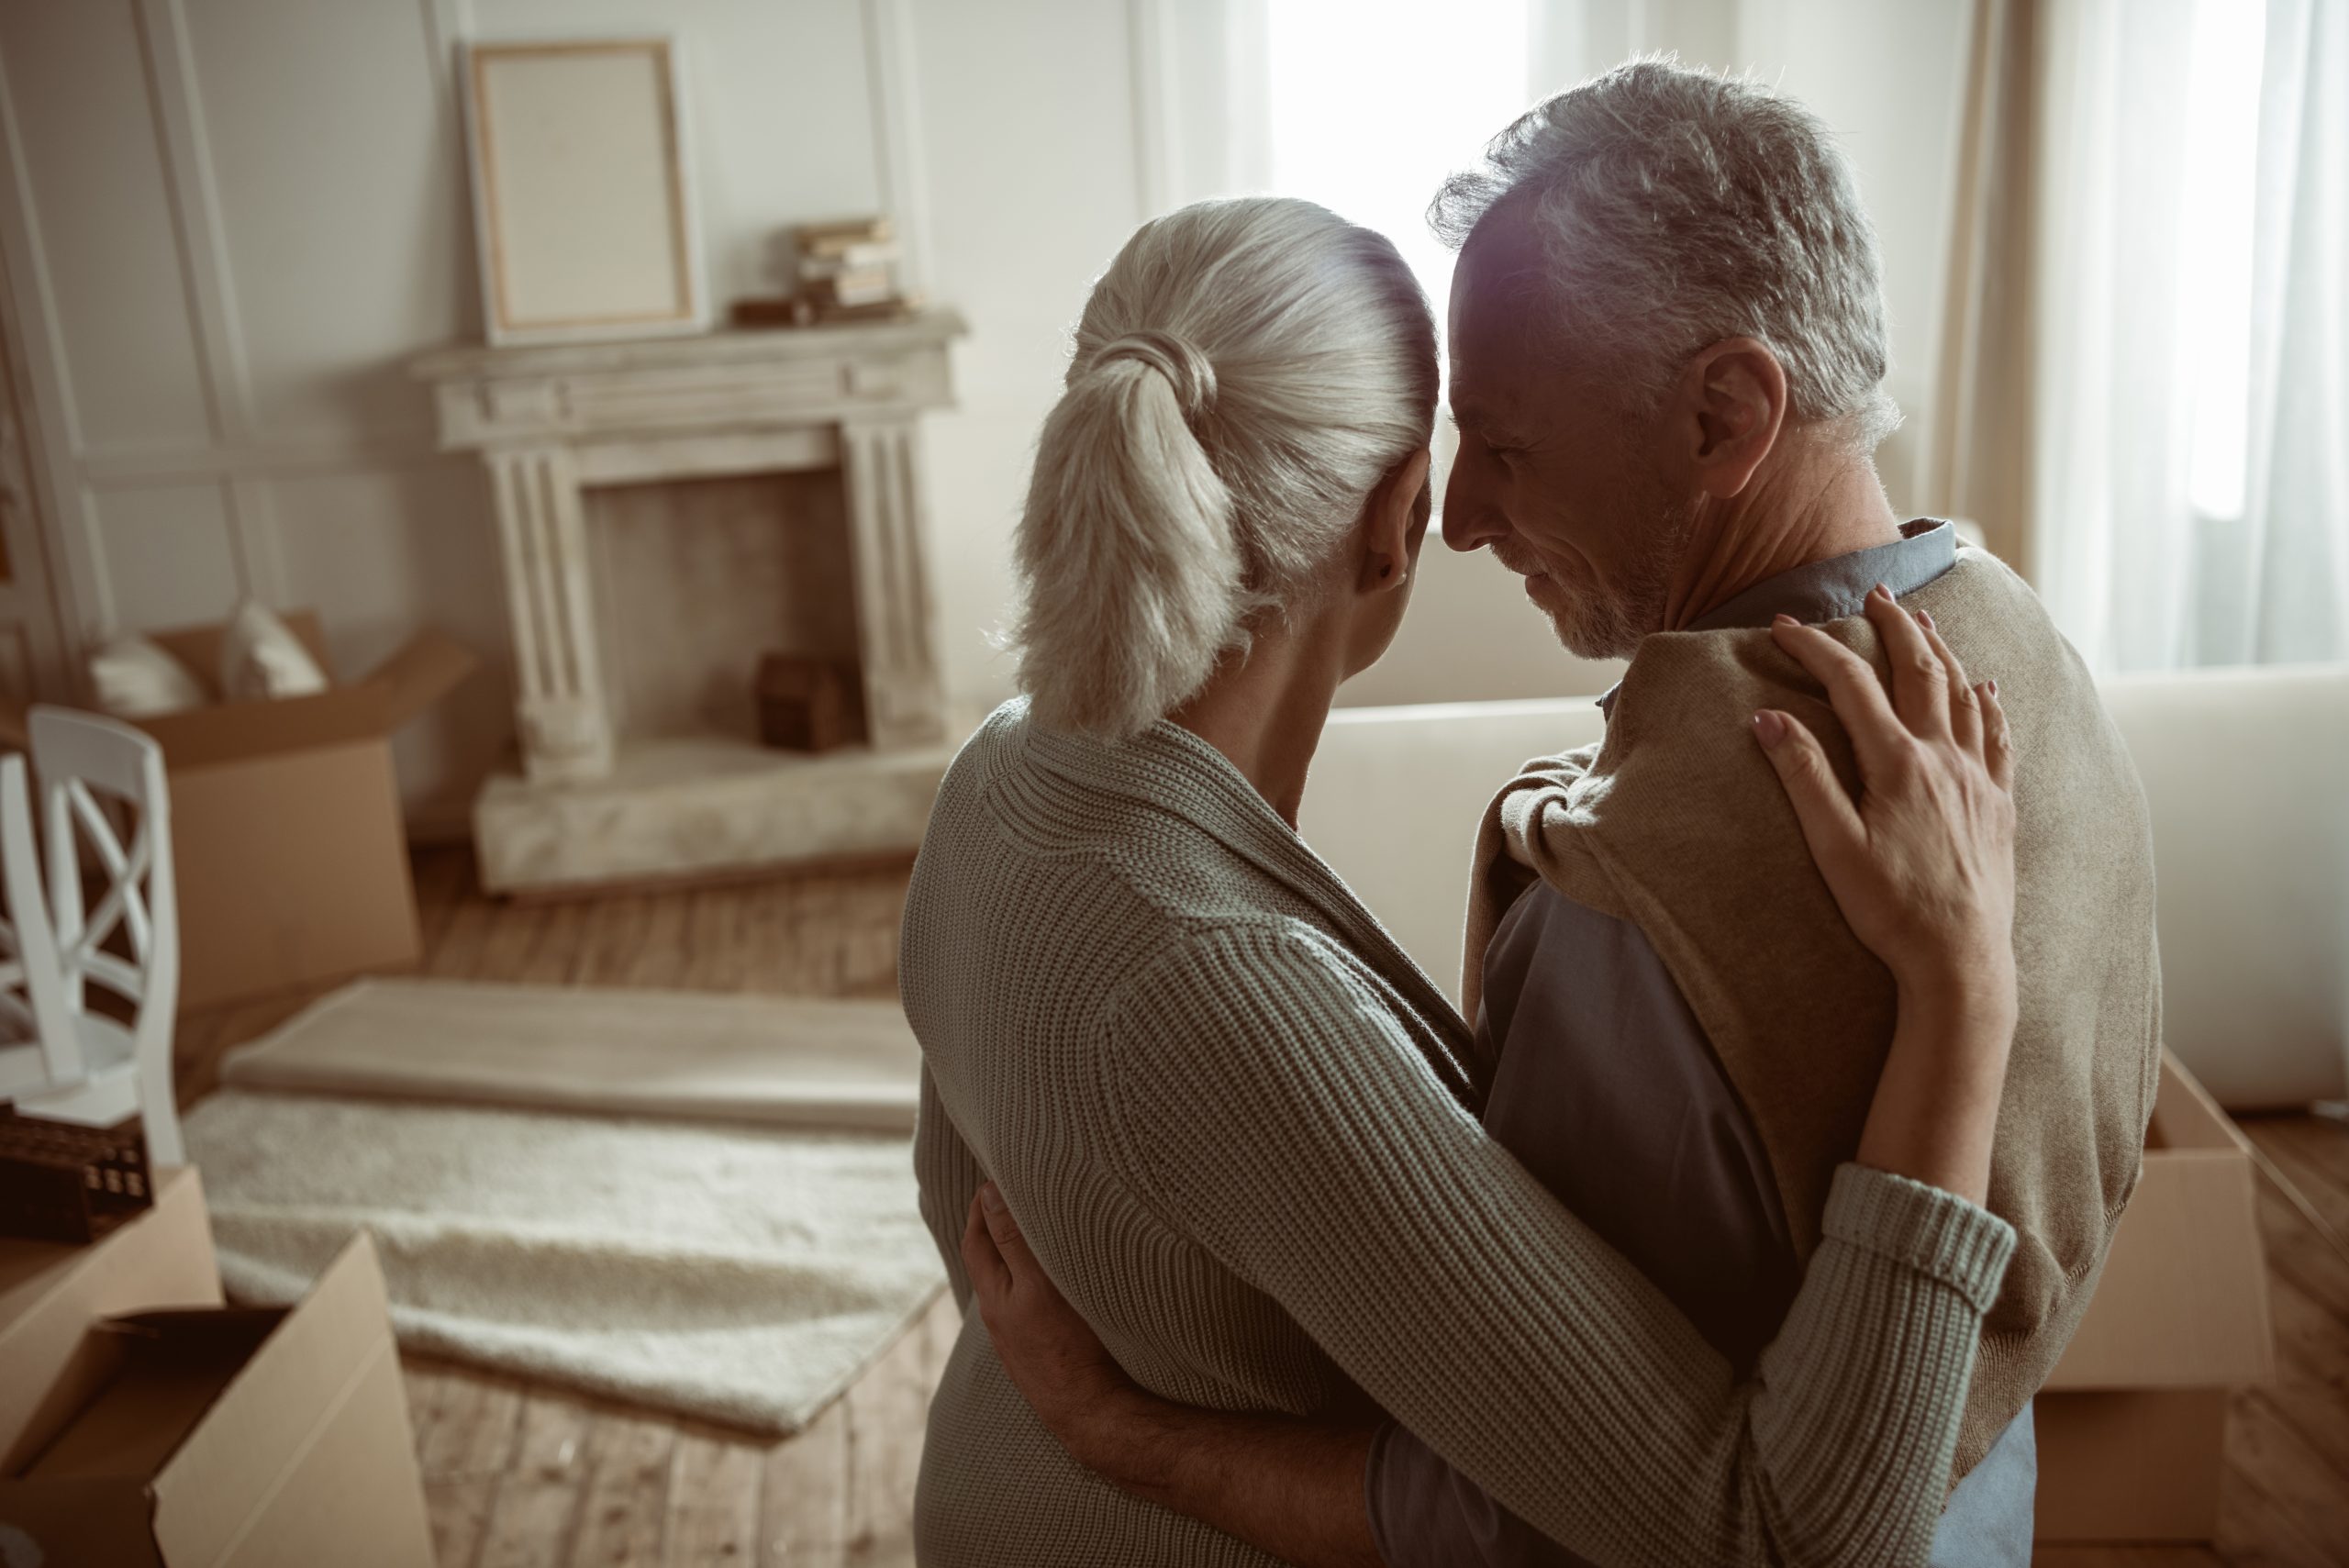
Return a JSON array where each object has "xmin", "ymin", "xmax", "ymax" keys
[
  {"xmin": 914, "ymin": 1064, "xmax": 985, "ymax": 1309},
  {"xmin": 959, "ymin": 1186, "xmax": 1384, "ymax": 1568}
]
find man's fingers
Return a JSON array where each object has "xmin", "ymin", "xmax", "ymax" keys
[
  {"xmin": 1865, "ymin": 588, "xmax": 1949, "ymax": 740},
  {"xmin": 1977, "ymin": 680, "xmax": 2015, "ymax": 791},
  {"xmin": 1752, "ymin": 708, "xmax": 1866, "ymax": 875},
  {"xmin": 961, "ymin": 1192, "xmax": 1011, "ymax": 1302},
  {"xmin": 1770, "ymin": 617, "xmax": 1903, "ymax": 781},
  {"xmin": 976, "ymin": 1182, "xmax": 1041, "ymax": 1284}
]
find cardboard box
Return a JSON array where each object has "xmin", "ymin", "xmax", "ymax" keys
[
  {"xmin": 0, "ymin": 1164, "xmax": 222, "ymax": 1477},
  {"xmin": 0, "ymin": 612, "xmax": 475, "ymax": 1009},
  {"xmin": 0, "ymin": 1229, "xmax": 435, "ymax": 1567},
  {"xmin": 2034, "ymin": 1051, "xmax": 2277, "ymax": 1541}
]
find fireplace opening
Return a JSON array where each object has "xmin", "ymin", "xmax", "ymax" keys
[{"xmin": 582, "ymin": 468, "xmax": 865, "ymax": 752}]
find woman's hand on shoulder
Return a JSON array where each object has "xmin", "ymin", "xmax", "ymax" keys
[
  {"xmin": 1752, "ymin": 584, "xmax": 2018, "ymax": 1025},
  {"xmin": 1753, "ymin": 585, "xmax": 2020, "ymax": 1202}
]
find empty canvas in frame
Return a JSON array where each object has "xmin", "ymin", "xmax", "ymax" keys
[{"xmin": 462, "ymin": 39, "xmax": 707, "ymax": 344}]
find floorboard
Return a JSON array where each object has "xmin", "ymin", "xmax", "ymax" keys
[
  {"xmin": 662, "ymin": 1429, "xmax": 763, "ymax": 1566},
  {"xmin": 173, "ymin": 846, "xmax": 2349, "ymax": 1567}
]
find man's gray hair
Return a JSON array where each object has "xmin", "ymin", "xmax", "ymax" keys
[{"xmin": 1431, "ymin": 58, "xmax": 1899, "ymax": 449}]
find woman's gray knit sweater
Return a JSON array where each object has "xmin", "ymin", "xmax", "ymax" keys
[{"xmin": 902, "ymin": 701, "xmax": 2016, "ymax": 1567}]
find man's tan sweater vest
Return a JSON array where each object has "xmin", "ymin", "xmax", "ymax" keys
[{"xmin": 1463, "ymin": 547, "xmax": 2164, "ymax": 1476}]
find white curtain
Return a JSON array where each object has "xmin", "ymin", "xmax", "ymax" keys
[{"xmin": 2034, "ymin": 0, "xmax": 2349, "ymax": 671}]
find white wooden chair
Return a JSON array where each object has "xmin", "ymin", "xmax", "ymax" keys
[
  {"xmin": 0, "ymin": 754, "xmax": 72, "ymax": 1089},
  {"xmin": 0, "ymin": 706, "xmax": 182, "ymax": 1163}
]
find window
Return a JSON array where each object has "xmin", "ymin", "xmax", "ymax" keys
[
  {"xmin": 2032, "ymin": 0, "xmax": 2344, "ymax": 668},
  {"xmin": 1264, "ymin": 0, "xmax": 1532, "ymax": 324},
  {"xmin": 2178, "ymin": 0, "xmax": 2266, "ymax": 521},
  {"xmin": 1256, "ymin": 0, "xmax": 1537, "ymax": 485}
]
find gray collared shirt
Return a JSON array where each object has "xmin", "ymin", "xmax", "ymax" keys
[{"xmin": 1368, "ymin": 520, "xmax": 2036, "ymax": 1568}]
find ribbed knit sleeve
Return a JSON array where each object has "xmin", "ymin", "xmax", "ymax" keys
[
  {"xmin": 1103, "ymin": 922, "xmax": 2016, "ymax": 1568},
  {"xmin": 915, "ymin": 1062, "xmax": 985, "ymax": 1311}
]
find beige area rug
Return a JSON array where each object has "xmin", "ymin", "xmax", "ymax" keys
[
  {"xmin": 183, "ymin": 1087, "xmax": 948, "ymax": 1435},
  {"xmin": 219, "ymin": 978, "xmax": 922, "ymax": 1132}
]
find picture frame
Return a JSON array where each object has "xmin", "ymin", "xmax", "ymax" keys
[{"xmin": 460, "ymin": 38, "xmax": 707, "ymax": 346}]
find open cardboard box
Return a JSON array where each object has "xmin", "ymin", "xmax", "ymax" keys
[
  {"xmin": 2033, "ymin": 1050, "xmax": 2277, "ymax": 1541},
  {"xmin": 0, "ymin": 1165, "xmax": 222, "ymax": 1477},
  {"xmin": 0, "ymin": 1215, "xmax": 433, "ymax": 1566},
  {"xmin": 0, "ymin": 611, "xmax": 474, "ymax": 1009}
]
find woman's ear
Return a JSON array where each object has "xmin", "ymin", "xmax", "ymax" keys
[{"xmin": 1359, "ymin": 447, "xmax": 1433, "ymax": 594}]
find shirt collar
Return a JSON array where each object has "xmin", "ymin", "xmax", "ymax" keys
[
  {"xmin": 1597, "ymin": 518, "xmax": 1956, "ymax": 717},
  {"xmin": 1687, "ymin": 517, "xmax": 1956, "ymax": 632}
]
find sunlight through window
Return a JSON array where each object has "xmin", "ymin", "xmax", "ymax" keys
[
  {"xmin": 2179, "ymin": 0, "xmax": 2267, "ymax": 521},
  {"xmin": 1265, "ymin": 0, "xmax": 1531, "ymax": 331}
]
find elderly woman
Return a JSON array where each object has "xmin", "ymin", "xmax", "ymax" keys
[{"xmin": 901, "ymin": 194, "xmax": 2021, "ymax": 1568}]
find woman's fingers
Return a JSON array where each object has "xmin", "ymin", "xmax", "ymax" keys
[
  {"xmin": 1977, "ymin": 680, "xmax": 2014, "ymax": 791},
  {"xmin": 1917, "ymin": 614, "xmax": 1981, "ymax": 754},
  {"xmin": 1770, "ymin": 617, "xmax": 1903, "ymax": 780},
  {"xmin": 1864, "ymin": 587, "xmax": 1949, "ymax": 740},
  {"xmin": 1753, "ymin": 708, "xmax": 1867, "ymax": 878}
]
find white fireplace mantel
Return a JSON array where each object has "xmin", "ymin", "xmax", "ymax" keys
[{"xmin": 413, "ymin": 310, "xmax": 968, "ymax": 895}]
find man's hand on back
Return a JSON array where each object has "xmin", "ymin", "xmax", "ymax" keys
[
  {"xmin": 962, "ymin": 1182, "xmax": 1385, "ymax": 1568},
  {"xmin": 961, "ymin": 1183, "xmax": 1142, "ymax": 1462}
]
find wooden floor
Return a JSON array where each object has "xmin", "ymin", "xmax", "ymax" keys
[
  {"xmin": 176, "ymin": 848, "xmax": 940, "ymax": 1568},
  {"xmin": 174, "ymin": 847, "xmax": 2349, "ymax": 1568}
]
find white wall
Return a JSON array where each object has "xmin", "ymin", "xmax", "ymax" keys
[
  {"xmin": 0, "ymin": 0, "xmax": 1969, "ymax": 820},
  {"xmin": 908, "ymin": 0, "xmax": 1157, "ymax": 730},
  {"xmin": 0, "ymin": 0, "xmax": 517, "ymax": 827}
]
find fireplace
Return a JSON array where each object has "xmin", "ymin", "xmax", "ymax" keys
[
  {"xmin": 414, "ymin": 312, "xmax": 965, "ymax": 894},
  {"xmin": 584, "ymin": 470, "xmax": 861, "ymax": 747}
]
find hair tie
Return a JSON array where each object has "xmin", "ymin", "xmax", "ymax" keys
[{"xmin": 1096, "ymin": 329, "xmax": 1218, "ymax": 423}]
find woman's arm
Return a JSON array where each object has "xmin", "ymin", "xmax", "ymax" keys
[
  {"xmin": 1005, "ymin": 943, "xmax": 2001, "ymax": 1568},
  {"xmin": 992, "ymin": 957, "xmax": 2011, "ymax": 1568},
  {"xmin": 964, "ymin": 593, "xmax": 2021, "ymax": 1568}
]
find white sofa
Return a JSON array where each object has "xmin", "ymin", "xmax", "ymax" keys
[{"xmin": 1297, "ymin": 665, "xmax": 2349, "ymax": 1109}]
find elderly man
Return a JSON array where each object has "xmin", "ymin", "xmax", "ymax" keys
[{"xmin": 962, "ymin": 60, "xmax": 2161, "ymax": 1568}]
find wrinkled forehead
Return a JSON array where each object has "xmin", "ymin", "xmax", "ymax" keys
[{"xmin": 1446, "ymin": 211, "xmax": 1558, "ymax": 407}]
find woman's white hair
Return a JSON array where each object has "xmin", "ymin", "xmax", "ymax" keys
[
  {"xmin": 1012, "ymin": 196, "xmax": 1437, "ymax": 740},
  {"xmin": 1431, "ymin": 57, "xmax": 1900, "ymax": 450}
]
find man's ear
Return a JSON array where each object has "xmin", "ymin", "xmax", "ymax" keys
[
  {"xmin": 1675, "ymin": 338, "xmax": 1787, "ymax": 499},
  {"xmin": 1359, "ymin": 447, "xmax": 1433, "ymax": 594}
]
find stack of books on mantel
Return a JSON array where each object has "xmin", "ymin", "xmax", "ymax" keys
[{"xmin": 732, "ymin": 217, "xmax": 923, "ymax": 328}]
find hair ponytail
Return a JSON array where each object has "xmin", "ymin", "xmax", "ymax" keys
[
  {"xmin": 1013, "ymin": 334, "xmax": 1241, "ymax": 738},
  {"xmin": 1009, "ymin": 198, "xmax": 1439, "ymax": 740}
]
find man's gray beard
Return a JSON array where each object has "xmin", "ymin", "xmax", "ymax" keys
[{"xmin": 1541, "ymin": 495, "xmax": 1700, "ymax": 661}]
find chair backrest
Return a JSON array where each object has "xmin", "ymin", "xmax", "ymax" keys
[
  {"xmin": 27, "ymin": 706, "xmax": 178, "ymax": 1028},
  {"xmin": 0, "ymin": 752, "xmax": 78, "ymax": 1089}
]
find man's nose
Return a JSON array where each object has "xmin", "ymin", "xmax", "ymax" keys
[{"xmin": 1442, "ymin": 452, "xmax": 1508, "ymax": 553}]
